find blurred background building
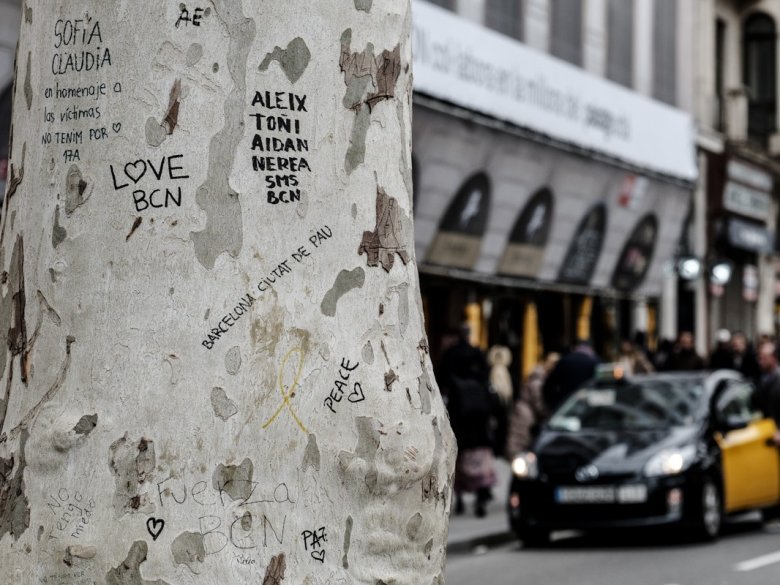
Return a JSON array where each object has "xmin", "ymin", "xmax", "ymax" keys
[
  {"xmin": 2, "ymin": 0, "xmax": 780, "ymax": 386},
  {"xmin": 413, "ymin": 0, "xmax": 698, "ymax": 384}
]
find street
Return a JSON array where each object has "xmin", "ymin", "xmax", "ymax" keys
[{"xmin": 447, "ymin": 518, "xmax": 780, "ymax": 585}]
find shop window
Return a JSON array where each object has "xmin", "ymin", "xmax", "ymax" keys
[
  {"xmin": 485, "ymin": 0, "xmax": 524, "ymax": 41},
  {"xmin": 426, "ymin": 172, "xmax": 492, "ymax": 270},
  {"xmin": 606, "ymin": 0, "xmax": 633, "ymax": 88},
  {"xmin": 652, "ymin": 0, "xmax": 677, "ymax": 105},
  {"xmin": 611, "ymin": 214, "xmax": 659, "ymax": 292},
  {"xmin": 498, "ymin": 187, "xmax": 555, "ymax": 278},
  {"xmin": 558, "ymin": 202, "xmax": 607, "ymax": 285},
  {"xmin": 744, "ymin": 12, "xmax": 777, "ymax": 145},
  {"xmin": 550, "ymin": 0, "xmax": 583, "ymax": 66}
]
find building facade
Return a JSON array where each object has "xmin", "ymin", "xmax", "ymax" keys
[
  {"xmin": 412, "ymin": 0, "xmax": 700, "ymax": 381},
  {"xmin": 693, "ymin": 0, "xmax": 780, "ymax": 349}
]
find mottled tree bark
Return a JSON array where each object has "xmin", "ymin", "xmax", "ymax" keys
[{"xmin": 0, "ymin": 2, "xmax": 455, "ymax": 584}]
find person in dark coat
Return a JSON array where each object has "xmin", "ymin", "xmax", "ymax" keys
[
  {"xmin": 543, "ymin": 341, "xmax": 600, "ymax": 413},
  {"xmin": 757, "ymin": 342, "xmax": 780, "ymax": 443},
  {"xmin": 709, "ymin": 329, "xmax": 734, "ymax": 370},
  {"xmin": 666, "ymin": 331, "xmax": 705, "ymax": 371},
  {"xmin": 732, "ymin": 331, "xmax": 761, "ymax": 387},
  {"xmin": 442, "ymin": 326, "xmax": 500, "ymax": 517}
]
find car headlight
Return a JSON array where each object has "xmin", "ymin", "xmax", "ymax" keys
[
  {"xmin": 511, "ymin": 452, "xmax": 538, "ymax": 479},
  {"xmin": 644, "ymin": 445, "xmax": 697, "ymax": 477}
]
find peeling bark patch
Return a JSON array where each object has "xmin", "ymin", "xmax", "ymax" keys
[
  {"xmin": 65, "ymin": 164, "xmax": 89, "ymax": 214},
  {"xmin": 73, "ymin": 414, "xmax": 97, "ymax": 436},
  {"xmin": 262, "ymin": 552, "xmax": 286, "ymax": 584},
  {"xmin": 358, "ymin": 187, "xmax": 410, "ymax": 272},
  {"xmin": 338, "ymin": 417, "xmax": 381, "ymax": 493},
  {"xmin": 424, "ymin": 538, "xmax": 433, "ymax": 560},
  {"xmin": 0, "ymin": 429, "xmax": 31, "ymax": 541},
  {"xmin": 145, "ymin": 118, "xmax": 168, "ymax": 148},
  {"xmin": 5, "ymin": 144, "xmax": 25, "ymax": 202},
  {"xmin": 126, "ymin": 217, "xmax": 143, "ymax": 242},
  {"xmin": 108, "ymin": 436, "xmax": 156, "ymax": 516},
  {"xmin": 320, "ymin": 267, "xmax": 365, "ymax": 317},
  {"xmin": 417, "ymin": 373, "xmax": 432, "ymax": 415},
  {"xmin": 52, "ymin": 206, "xmax": 67, "ymax": 249},
  {"xmin": 23, "ymin": 53, "xmax": 32, "ymax": 110},
  {"xmin": 24, "ymin": 5, "xmax": 32, "ymax": 23},
  {"xmin": 106, "ymin": 541, "xmax": 169, "ymax": 585},
  {"xmin": 362, "ymin": 341, "xmax": 374, "ymax": 365},
  {"xmin": 163, "ymin": 79, "xmax": 182, "ymax": 135},
  {"xmin": 145, "ymin": 80, "xmax": 182, "ymax": 147},
  {"xmin": 384, "ymin": 369, "xmax": 397, "ymax": 392},
  {"xmin": 171, "ymin": 531, "xmax": 206, "ymax": 573},
  {"xmin": 339, "ymin": 30, "xmax": 401, "ymax": 173},
  {"xmin": 224, "ymin": 346, "xmax": 241, "ymax": 375},
  {"xmin": 64, "ymin": 544, "xmax": 97, "ymax": 566},
  {"xmin": 190, "ymin": 1, "xmax": 254, "ymax": 269},
  {"xmin": 354, "ymin": 0, "xmax": 373, "ymax": 11},
  {"xmin": 213, "ymin": 458, "xmax": 253, "ymax": 502},
  {"xmin": 302, "ymin": 434, "xmax": 320, "ymax": 472},
  {"xmin": 406, "ymin": 512, "xmax": 423, "ymax": 539},
  {"xmin": 258, "ymin": 37, "xmax": 311, "ymax": 84},
  {"xmin": 210, "ymin": 387, "xmax": 238, "ymax": 421},
  {"xmin": 342, "ymin": 515, "xmax": 353, "ymax": 569},
  {"xmin": 186, "ymin": 43, "xmax": 203, "ymax": 66},
  {"xmin": 421, "ymin": 419, "xmax": 447, "ymax": 506}
]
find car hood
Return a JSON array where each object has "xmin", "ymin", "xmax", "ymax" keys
[{"xmin": 534, "ymin": 425, "xmax": 700, "ymax": 476}]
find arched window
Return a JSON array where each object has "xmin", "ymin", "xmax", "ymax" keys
[{"xmin": 744, "ymin": 12, "xmax": 777, "ymax": 144}]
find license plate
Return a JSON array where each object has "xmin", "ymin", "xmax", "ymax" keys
[{"xmin": 555, "ymin": 485, "xmax": 647, "ymax": 504}]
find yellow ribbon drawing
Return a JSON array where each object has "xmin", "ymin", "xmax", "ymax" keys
[{"xmin": 262, "ymin": 347, "xmax": 308, "ymax": 434}]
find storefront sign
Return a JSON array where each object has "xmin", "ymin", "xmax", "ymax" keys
[
  {"xmin": 498, "ymin": 187, "xmax": 554, "ymax": 278},
  {"xmin": 727, "ymin": 218, "xmax": 773, "ymax": 254},
  {"xmin": 412, "ymin": 0, "xmax": 697, "ymax": 181},
  {"xmin": 727, "ymin": 159, "xmax": 773, "ymax": 192},
  {"xmin": 723, "ymin": 181, "xmax": 771, "ymax": 220}
]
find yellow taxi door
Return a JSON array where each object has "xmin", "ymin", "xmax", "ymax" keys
[{"xmin": 716, "ymin": 382, "xmax": 780, "ymax": 513}]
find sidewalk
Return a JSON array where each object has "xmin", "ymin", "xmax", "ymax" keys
[{"xmin": 446, "ymin": 458, "xmax": 516, "ymax": 554}]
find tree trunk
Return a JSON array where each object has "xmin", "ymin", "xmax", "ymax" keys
[{"xmin": 0, "ymin": 2, "xmax": 455, "ymax": 584}]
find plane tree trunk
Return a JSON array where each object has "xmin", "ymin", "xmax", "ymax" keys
[{"xmin": 0, "ymin": 1, "xmax": 455, "ymax": 583}]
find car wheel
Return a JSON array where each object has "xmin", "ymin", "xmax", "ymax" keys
[
  {"xmin": 519, "ymin": 528, "xmax": 550, "ymax": 548},
  {"xmin": 690, "ymin": 478, "xmax": 721, "ymax": 542}
]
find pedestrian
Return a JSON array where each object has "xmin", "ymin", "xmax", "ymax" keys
[
  {"xmin": 709, "ymin": 329, "xmax": 734, "ymax": 370},
  {"xmin": 756, "ymin": 342, "xmax": 780, "ymax": 445},
  {"xmin": 442, "ymin": 326, "xmax": 500, "ymax": 517},
  {"xmin": 543, "ymin": 340, "xmax": 600, "ymax": 412},
  {"xmin": 487, "ymin": 345, "xmax": 514, "ymax": 408},
  {"xmin": 666, "ymin": 331, "xmax": 705, "ymax": 371},
  {"xmin": 731, "ymin": 331, "xmax": 761, "ymax": 386},
  {"xmin": 617, "ymin": 339, "xmax": 654, "ymax": 375},
  {"xmin": 506, "ymin": 352, "xmax": 559, "ymax": 460}
]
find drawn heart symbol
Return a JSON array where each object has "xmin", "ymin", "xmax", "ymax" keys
[
  {"xmin": 124, "ymin": 160, "xmax": 147, "ymax": 183},
  {"xmin": 310, "ymin": 550, "xmax": 325, "ymax": 563},
  {"xmin": 112, "ymin": 122, "xmax": 122, "ymax": 134},
  {"xmin": 146, "ymin": 517, "xmax": 165, "ymax": 541},
  {"xmin": 348, "ymin": 382, "xmax": 365, "ymax": 404}
]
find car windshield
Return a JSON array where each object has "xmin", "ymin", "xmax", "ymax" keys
[{"xmin": 547, "ymin": 379, "xmax": 706, "ymax": 431}]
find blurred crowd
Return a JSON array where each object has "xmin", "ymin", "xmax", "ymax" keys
[{"xmin": 437, "ymin": 325, "xmax": 780, "ymax": 518}]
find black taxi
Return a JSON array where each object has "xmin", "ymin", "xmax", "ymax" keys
[{"xmin": 508, "ymin": 368, "xmax": 780, "ymax": 545}]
